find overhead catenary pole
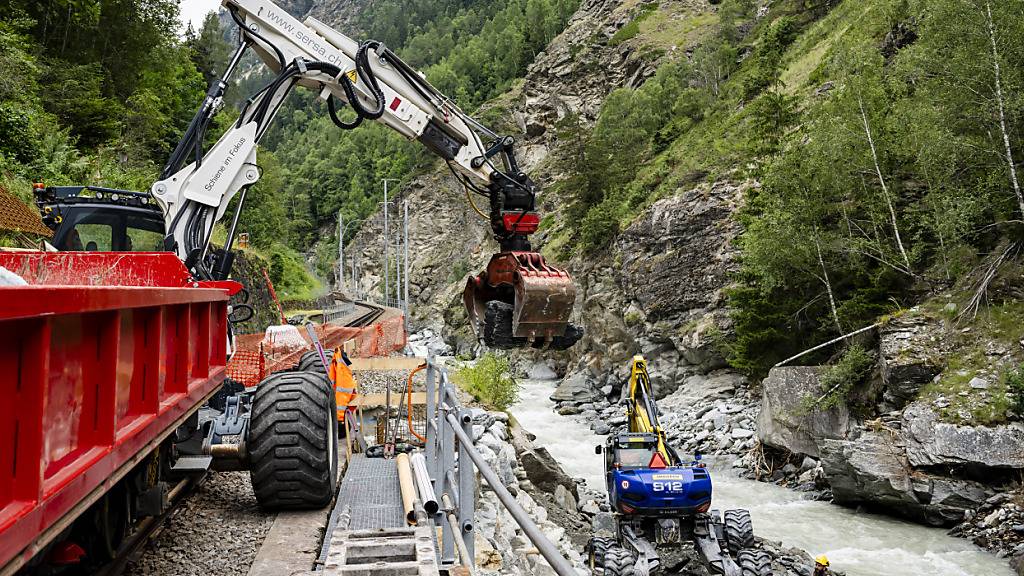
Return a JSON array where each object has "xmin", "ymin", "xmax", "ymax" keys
[
  {"xmin": 381, "ymin": 179, "xmax": 400, "ymax": 307},
  {"xmin": 342, "ymin": 211, "xmax": 350, "ymax": 289},
  {"xmin": 403, "ymin": 199, "xmax": 410, "ymax": 323}
]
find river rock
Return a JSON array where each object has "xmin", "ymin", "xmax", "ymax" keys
[
  {"xmin": 757, "ymin": 366, "xmax": 851, "ymax": 458},
  {"xmin": 549, "ymin": 371, "xmax": 602, "ymax": 404},
  {"xmin": 553, "ymin": 484, "xmax": 576, "ymax": 513},
  {"xmin": 903, "ymin": 402, "xmax": 1024, "ymax": 469},
  {"xmin": 819, "ymin": 431, "xmax": 988, "ymax": 526},
  {"xmin": 509, "ymin": 420, "xmax": 579, "ymax": 500},
  {"xmin": 879, "ymin": 314, "xmax": 945, "ymax": 410}
]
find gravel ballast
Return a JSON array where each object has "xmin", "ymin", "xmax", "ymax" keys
[{"xmin": 125, "ymin": 472, "xmax": 274, "ymax": 576}]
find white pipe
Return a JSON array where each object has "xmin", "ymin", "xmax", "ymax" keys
[{"xmin": 411, "ymin": 452, "xmax": 439, "ymax": 515}]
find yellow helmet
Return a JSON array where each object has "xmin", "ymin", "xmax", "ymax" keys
[{"xmin": 815, "ymin": 555, "xmax": 830, "ymax": 567}]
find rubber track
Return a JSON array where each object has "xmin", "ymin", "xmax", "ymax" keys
[
  {"xmin": 724, "ymin": 508, "xmax": 755, "ymax": 552},
  {"xmin": 602, "ymin": 545, "xmax": 636, "ymax": 576},
  {"xmin": 248, "ymin": 371, "xmax": 337, "ymax": 509},
  {"xmin": 737, "ymin": 549, "xmax": 773, "ymax": 576}
]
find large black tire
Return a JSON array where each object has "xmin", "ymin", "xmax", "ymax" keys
[
  {"xmin": 736, "ymin": 549, "xmax": 773, "ymax": 576},
  {"xmin": 296, "ymin": 350, "xmax": 328, "ymax": 374},
  {"xmin": 248, "ymin": 371, "xmax": 339, "ymax": 509},
  {"xmin": 483, "ymin": 300, "xmax": 584, "ymax": 351},
  {"xmin": 602, "ymin": 545, "xmax": 636, "ymax": 576},
  {"xmin": 724, "ymin": 509, "xmax": 755, "ymax": 553},
  {"xmin": 587, "ymin": 536, "xmax": 615, "ymax": 569}
]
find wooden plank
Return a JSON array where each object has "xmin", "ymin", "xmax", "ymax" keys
[
  {"xmin": 349, "ymin": 357, "xmax": 425, "ymax": 371},
  {"xmin": 350, "ymin": 392, "xmax": 436, "ymax": 408}
]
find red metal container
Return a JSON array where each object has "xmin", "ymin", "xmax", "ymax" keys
[{"xmin": 0, "ymin": 252, "xmax": 236, "ymax": 573}]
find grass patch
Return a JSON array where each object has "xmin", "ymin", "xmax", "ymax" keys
[
  {"xmin": 609, "ymin": 3, "xmax": 659, "ymax": 47},
  {"xmin": 453, "ymin": 354, "xmax": 520, "ymax": 411},
  {"xmin": 639, "ymin": 10, "xmax": 718, "ymax": 51}
]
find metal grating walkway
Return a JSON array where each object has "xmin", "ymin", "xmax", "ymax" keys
[{"xmin": 335, "ymin": 454, "xmax": 406, "ymax": 530}]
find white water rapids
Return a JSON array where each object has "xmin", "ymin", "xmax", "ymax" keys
[{"xmin": 510, "ymin": 379, "xmax": 1014, "ymax": 576}]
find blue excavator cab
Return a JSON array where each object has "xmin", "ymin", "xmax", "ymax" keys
[{"xmin": 605, "ymin": 432, "xmax": 713, "ymax": 516}]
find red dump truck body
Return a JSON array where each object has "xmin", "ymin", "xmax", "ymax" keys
[{"xmin": 0, "ymin": 252, "xmax": 236, "ymax": 573}]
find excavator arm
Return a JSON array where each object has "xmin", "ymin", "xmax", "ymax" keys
[
  {"xmin": 152, "ymin": 0, "xmax": 582, "ymax": 349},
  {"xmin": 625, "ymin": 356, "xmax": 675, "ymax": 466}
]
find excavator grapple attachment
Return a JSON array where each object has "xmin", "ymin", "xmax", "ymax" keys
[{"xmin": 463, "ymin": 251, "xmax": 583, "ymax": 350}]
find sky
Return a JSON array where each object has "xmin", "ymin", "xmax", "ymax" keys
[{"xmin": 178, "ymin": 0, "xmax": 222, "ymax": 33}]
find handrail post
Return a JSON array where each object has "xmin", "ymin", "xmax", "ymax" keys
[
  {"xmin": 439, "ymin": 402, "xmax": 456, "ymax": 565},
  {"xmin": 457, "ymin": 409, "xmax": 476, "ymax": 564},
  {"xmin": 425, "ymin": 355, "xmax": 437, "ymax": 478}
]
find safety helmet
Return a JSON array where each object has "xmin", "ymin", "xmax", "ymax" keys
[{"xmin": 815, "ymin": 555, "xmax": 830, "ymax": 567}]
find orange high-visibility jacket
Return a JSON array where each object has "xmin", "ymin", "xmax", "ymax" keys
[{"xmin": 328, "ymin": 348, "xmax": 357, "ymax": 421}]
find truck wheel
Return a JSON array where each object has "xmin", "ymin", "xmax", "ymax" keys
[
  {"xmin": 296, "ymin": 350, "xmax": 328, "ymax": 374},
  {"xmin": 602, "ymin": 545, "xmax": 636, "ymax": 576},
  {"xmin": 484, "ymin": 300, "xmax": 583, "ymax": 350},
  {"xmin": 724, "ymin": 508, "xmax": 755, "ymax": 552},
  {"xmin": 737, "ymin": 549, "xmax": 773, "ymax": 576},
  {"xmin": 249, "ymin": 371, "xmax": 338, "ymax": 509},
  {"xmin": 586, "ymin": 536, "xmax": 614, "ymax": 568}
]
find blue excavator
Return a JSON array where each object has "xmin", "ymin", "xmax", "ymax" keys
[{"xmin": 588, "ymin": 356, "xmax": 772, "ymax": 576}]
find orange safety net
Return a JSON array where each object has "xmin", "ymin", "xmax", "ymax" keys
[
  {"xmin": 224, "ymin": 347, "xmax": 265, "ymax": 388},
  {"xmin": 224, "ymin": 314, "xmax": 407, "ymax": 386}
]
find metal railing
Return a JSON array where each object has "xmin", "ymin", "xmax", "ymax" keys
[
  {"xmin": 321, "ymin": 302, "xmax": 356, "ymax": 324},
  {"xmin": 422, "ymin": 356, "xmax": 576, "ymax": 576}
]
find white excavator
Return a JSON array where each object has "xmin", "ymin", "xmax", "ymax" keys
[{"xmin": 152, "ymin": 0, "xmax": 582, "ymax": 350}]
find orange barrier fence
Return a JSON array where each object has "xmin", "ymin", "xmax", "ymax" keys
[{"xmin": 225, "ymin": 314, "xmax": 407, "ymax": 387}]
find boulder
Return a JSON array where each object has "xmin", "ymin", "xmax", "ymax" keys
[
  {"xmin": 879, "ymin": 314, "xmax": 945, "ymax": 410},
  {"xmin": 820, "ymin": 431, "xmax": 988, "ymax": 526},
  {"xmin": 549, "ymin": 372, "xmax": 602, "ymax": 404},
  {"xmin": 757, "ymin": 366, "xmax": 851, "ymax": 458},
  {"xmin": 509, "ymin": 420, "xmax": 579, "ymax": 500},
  {"xmin": 903, "ymin": 402, "xmax": 1024, "ymax": 469}
]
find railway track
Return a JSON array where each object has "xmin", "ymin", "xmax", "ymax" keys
[
  {"xmin": 94, "ymin": 473, "xmax": 207, "ymax": 576},
  {"xmin": 346, "ymin": 301, "xmax": 384, "ymax": 328}
]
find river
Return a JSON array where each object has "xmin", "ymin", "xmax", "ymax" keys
[{"xmin": 510, "ymin": 378, "xmax": 1014, "ymax": 576}]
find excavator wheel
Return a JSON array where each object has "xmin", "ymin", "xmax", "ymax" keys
[
  {"xmin": 601, "ymin": 545, "xmax": 636, "ymax": 576},
  {"xmin": 724, "ymin": 509, "xmax": 755, "ymax": 553},
  {"xmin": 483, "ymin": 301, "xmax": 583, "ymax": 351},
  {"xmin": 736, "ymin": 549, "xmax": 773, "ymax": 576},
  {"xmin": 295, "ymin": 350, "xmax": 327, "ymax": 374},
  {"xmin": 586, "ymin": 536, "xmax": 615, "ymax": 569}
]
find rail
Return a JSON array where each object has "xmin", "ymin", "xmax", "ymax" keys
[{"xmin": 421, "ymin": 356, "xmax": 576, "ymax": 576}]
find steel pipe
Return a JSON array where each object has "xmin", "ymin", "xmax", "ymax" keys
[
  {"xmin": 396, "ymin": 453, "xmax": 418, "ymax": 525},
  {"xmin": 442, "ymin": 493, "xmax": 475, "ymax": 575},
  {"xmin": 411, "ymin": 453, "xmax": 439, "ymax": 515},
  {"xmin": 444, "ymin": 412, "xmax": 576, "ymax": 576}
]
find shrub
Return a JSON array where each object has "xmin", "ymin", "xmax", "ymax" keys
[
  {"xmin": 816, "ymin": 345, "xmax": 875, "ymax": 410},
  {"xmin": 1004, "ymin": 368, "xmax": 1024, "ymax": 417},
  {"xmin": 453, "ymin": 354, "xmax": 520, "ymax": 411}
]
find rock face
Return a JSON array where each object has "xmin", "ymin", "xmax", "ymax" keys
[
  {"xmin": 820, "ymin": 431, "xmax": 989, "ymax": 526},
  {"xmin": 757, "ymin": 367, "xmax": 852, "ymax": 458},
  {"xmin": 878, "ymin": 315, "xmax": 945, "ymax": 410},
  {"xmin": 903, "ymin": 402, "xmax": 1024, "ymax": 469}
]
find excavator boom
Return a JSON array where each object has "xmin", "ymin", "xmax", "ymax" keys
[{"xmin": 152, "ymin": 0, "xmax": 582, "ymax": 349}]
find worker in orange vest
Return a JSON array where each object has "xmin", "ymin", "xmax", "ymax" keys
[{"xmin": 327, "ymin": 348, "xmax": 358, "ymax": 429}]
